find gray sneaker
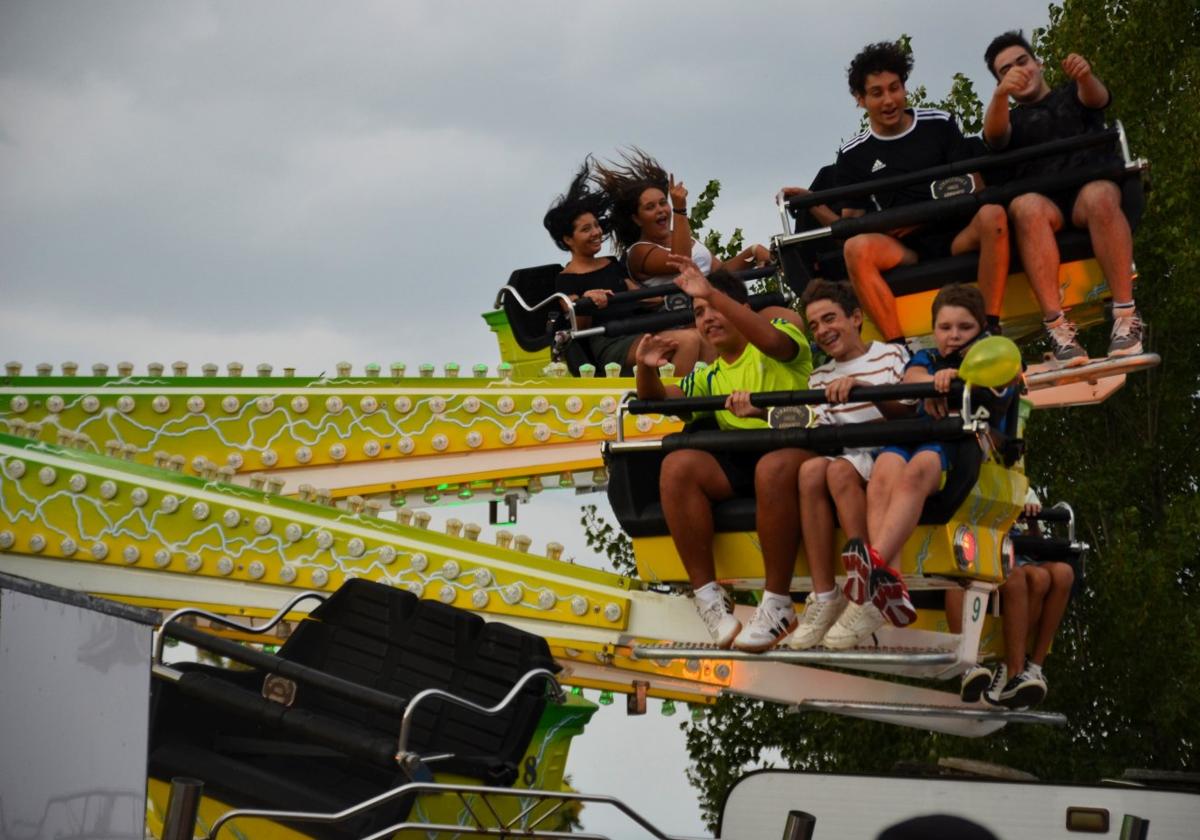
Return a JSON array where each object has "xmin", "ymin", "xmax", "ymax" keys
[
  {"xmin": 1108, "ymin": 310, "xmax": 1144, "ymax": 357},
  {"xmin": 1045, "ymin": 317, "xmax": 1088, "ymax": 367}
]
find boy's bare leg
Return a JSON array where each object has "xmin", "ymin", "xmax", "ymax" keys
[
  {"xmin": 1031, "ymin": 562, "xmax": 1075, "ymax": 666},
  {"xmin": 952, "ymin": 204, "xmax": 1010, "ymax": 323},
  {"xmin": 1000, "ymin": 570, "xmax": 1030, "ymax": 675},
  {"xmin": 1072, "ymin": 180, "xmax": 1135, "ymax": 303},
  {"xmin": 660, "ymin": 449, "xmax": 735, "ymax": 590},
  {"xmin": 843, "ymin": 233, "xmax": 917, "ymax": 341},
  {"xmin": 798, "ymin": 458, "xmax": 836, "ymax": 594},
  {"xmin": 827, "ymin": 458, "xmax": 868, "ymax": 541},
  {"xmin": 1025, "ymin": 563, "xmax": 1051, "ymax": 636},
  {"xmin": 946, "ymin": 587, "xmax": 964, "ymax": 634},
  {"xmin": 1007, "ymin": 193, "xmax": 1067, "ymax": 318},
  {"xmin": 865, "ymin": 453, "xmax": 905, "ymax": 542},
  {"xmin": 756, "ymin": 449, "xmax": 814, "ymax": 595},
  {"xmin": 869, "ymin": 451, "xmax": 943, "ymax": 567}
]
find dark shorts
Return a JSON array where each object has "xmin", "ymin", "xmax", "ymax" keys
[
  {"xmin": 900, "ymin": 219, "xmax": 961, "ymax": 261},
  {"xmin": 710, "ymin": 450, "xmax": 764, "ymax": 497},
  {"xmin": 1043, "ymin": 187, "xmax": 1082, "ymax": 223},
  {"xmin": 587, "ymin": 333, "xmax": 637, "ymax": 368},
  {"xmin": 879, "ymin": 442, "xmax": 950, "ymax": 472}
]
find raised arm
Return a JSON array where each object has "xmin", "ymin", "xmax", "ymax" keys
[
  {"xmin": 1062, "ymin": 53, "xmax": 1110, "ymax": 110},
  {"xmin": 984, "ymin": 63, "xmax": 1033, "ymax": 149},
  {"xmin": 668, "ymin": 256, "xmax": 798, "ymax": 362},
  {"xmin": 628, "ymin": 175, "xmax": 693, "ymax": 281}
]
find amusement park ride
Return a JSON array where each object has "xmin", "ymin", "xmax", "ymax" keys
[{"xmin": 0, "ymin": 127, "xmax": 1175, "ymax": 837}]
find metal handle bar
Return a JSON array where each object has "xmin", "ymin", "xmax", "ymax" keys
[
  {"xmin": 152, "ymin": 590, "xmax": 328, "ymax": 665},
  {"xmin": 785, "ymin": 126, "xmax": 1122, "ymax": 211},
  {"xmin": 627, "ymin": 381, "xmax": 965, "ymax": 416},
  {"xmin": 396, "ymin": 668, "xmax": 564, "ymax": 763}
]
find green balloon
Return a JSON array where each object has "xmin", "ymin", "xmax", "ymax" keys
[{"xmin": 960, "ymin": 335, "xmax": 1022, "ymax": 388}]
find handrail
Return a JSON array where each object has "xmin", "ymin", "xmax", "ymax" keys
[
  {"xmin": 626, "ymin": 380, "xmax": 966, "ymax": 416},
  {"xmin": 785, "ymin": 125, "xmax": 1122, "ymax": 211},
  {"xmin": 152, "ymin": 590, "xmax": 327, "ymax": 665},
  {"xmin": 207, "ymin": 780, "xmax": 699, "ymax": 840},
  {"xmin": 395, "ymin": 668, "xmax": 565, "ymax": 769}
]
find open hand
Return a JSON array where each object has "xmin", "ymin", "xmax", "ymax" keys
[
  {"xmin": 635, "ymin": 333, "xmax": 678, "ymax": 369},
  {"xmin": 665, "ymin": 255, "xmax": 712, "ymax": 299},
  {"xmin": 1062, "ymin": 53, "xmax": 1092, "ymax": 81}
]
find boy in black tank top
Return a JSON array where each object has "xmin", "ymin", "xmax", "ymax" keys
[
  {"xmin": 834, "ymin": 41, "xmax": 1011, "ymax": 345},
  {"xmin": 982, "ymin": 30, "xmax": 1143, "ymax": 365}
]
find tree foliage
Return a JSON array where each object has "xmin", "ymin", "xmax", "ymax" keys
[{"xmin": 584, "ymin": 1, "xmax": 1200, "ymax": 830}]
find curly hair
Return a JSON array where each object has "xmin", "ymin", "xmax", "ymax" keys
[
  {"xmin": 799, "ymin": 279, "xmax": 861, "ymax": 319},
  {"xmin": 591, "ymin": 148, "xmax": 669, "ymax": 255},
  {"xmin": 984, "ymin": 30, "xmax": 1035, "ymax": 78},
  {"xmin": 542, "ymin": 159, "xmax": 611, "ymax": 252},
  {"xmin": 847, "ymin": 41, "xmax": 913, "ymax": 96}
]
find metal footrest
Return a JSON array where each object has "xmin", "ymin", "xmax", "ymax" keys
[
  {"xmin": 795, "ymin": 698, "xmax": 1067, "ymax": 726},
  {"xmin": 631, "ymin": 642, "xmax": 958, "ymax": 667}
]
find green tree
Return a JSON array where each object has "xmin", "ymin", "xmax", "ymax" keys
[{"xmin": 586, "ymin": 2, "xmax": 1200, "ymax": 830}]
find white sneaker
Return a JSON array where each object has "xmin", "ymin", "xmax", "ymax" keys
[
  {"xmin": 695, "ymin": 590, "xmax": 741, "ymax": 648},
  {"xmin": 822, "ymin": 601, "xmax": 885, "ymax": 650},
  {"xmin": 787, "ymin": 590, "xmax": 848, "ymax": 650},
  {"xmin": 733, "ymin": 598, "xmax": 798, "ymax": 653}
]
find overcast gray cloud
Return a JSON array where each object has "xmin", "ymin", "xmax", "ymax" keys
[
  {"xmin": 0, "ymin": 2, "xmax": 1054, "ymax": 833},
  {"xmin": 2, "ymin": 0, "xmax": 1054, "ymax": 376}
]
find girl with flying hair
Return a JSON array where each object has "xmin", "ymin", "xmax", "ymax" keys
[{"xmin": 544, "ymin": 159, "xmax": 704, "ymax": 374}]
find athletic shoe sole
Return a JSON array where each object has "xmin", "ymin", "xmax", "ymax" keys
[
  {"xmin": 960, "ymin": 666, "xmax": 992, "ymax": 703},
  {"xmin": 1001, "ymin": 680, "xmax": 1047, "ymax": 709},
  {"xmin": 841, "ymin": 539, "xmax": 872, "ymax": 605},
  {"xmin": 1108, "ymin": 343, "xmax": 1143, "ymax": 357},
  {"xmin": 870, "ymin": 566, "xmax": 917, "ymax": 627},
  {"xmin": 732, "ymin": 616, "xmax": 799, "ymax": 653}
]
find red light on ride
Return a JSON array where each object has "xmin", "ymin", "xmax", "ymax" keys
[{"xmin": 953, "ymin": 526, "xmax": 977, "ymax": 571}]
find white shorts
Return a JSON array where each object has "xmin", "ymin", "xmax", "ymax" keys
[{"xmin": 824, "ymin": 447, "xmax": 878, "ymax": 482}]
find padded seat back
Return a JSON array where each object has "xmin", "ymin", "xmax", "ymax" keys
[{"xmin": 499, "ymin": 264, "xmax": 563, "ymax": 352}]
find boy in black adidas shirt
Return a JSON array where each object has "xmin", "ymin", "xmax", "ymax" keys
[
  {"xmin": 983, "ymin": 30, "xmax": 1143, "ymax": 365},
  {"xmin": 833, "ymin": 41, "xmax": 1011, "ymax": 344}
]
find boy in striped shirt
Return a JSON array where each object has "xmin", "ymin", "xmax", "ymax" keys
[{"xmin": 781, "ymin": 280, "xmax": 914, "ymax": 650}]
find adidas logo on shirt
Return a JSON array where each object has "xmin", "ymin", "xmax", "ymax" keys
[{"xmin": 871, "ymin": 159, "xmax": 887, "ymax": 173}]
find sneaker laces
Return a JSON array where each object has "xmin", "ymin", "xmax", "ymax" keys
[
  {"xmin": 697, "ymin": 597, "xmax": 730, "ymax": 635},
  {"xmin": 1112, "ymin": 311, "xmax": 1142, "ymax": 338},
  {"xmin": 1047, "ymin": 318, "xmax": 1080, "ymax": 349}
]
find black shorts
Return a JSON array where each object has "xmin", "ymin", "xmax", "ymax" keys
[
  {"xmin": 1044, "ymin": 187, "xmax": 1081, "ymax": 223},
  {"xmin": 900, "ymin": 219, "xmax": 961, "ymax": 261},
  {"xmin": 709, "ymin": 450, "xmax": 763, "ymax": 496}
]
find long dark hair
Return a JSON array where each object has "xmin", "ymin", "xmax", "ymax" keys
[
  {"xmin": 542, "ymin": 158, "xmax": 611, "ymax": 252},
  {"xmin": 591, "ymin": 148, "xmax": 669, "ymax": 255}
]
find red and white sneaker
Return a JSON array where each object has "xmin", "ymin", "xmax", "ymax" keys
[
  {"xmin": 870, "ymin": 564, "xmax": 917, "ymax": 627},
  {"xmin": 841, "ymin": 539, "xmax": 873, "ymax": 605}
]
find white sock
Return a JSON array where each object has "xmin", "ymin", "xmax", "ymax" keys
[
  {"xmin": 813, "ymin": 588, "xmax": 839, "ymax": 603},
  {"xmin": 695, "ymin": 581, "xmax": 724, "ymax": 604},
  {"xmin": 761, "ymin": 590, "xmax": 793, "ymax": 612},
  {"xmin": 1113, "ymin": 300, "xmax": 1136, "ymax": 318},
  {"xmin": 1043, "ymin": 311, "xmax": 1065, "ymax": 326}
]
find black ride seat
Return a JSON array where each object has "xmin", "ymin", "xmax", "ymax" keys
[{"xmin": 149, "ymin": 579, "xmax": 559, "ymax": 837}]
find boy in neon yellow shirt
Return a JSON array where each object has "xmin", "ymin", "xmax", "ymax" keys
[{"xmin": 636, "ymin": 256, "xmax": 813, "ymax": 649}]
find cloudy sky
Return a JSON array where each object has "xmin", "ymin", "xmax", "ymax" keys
[{"xmin": 1, "ymin": 2, "xmax": 1054, "ymax": 835}]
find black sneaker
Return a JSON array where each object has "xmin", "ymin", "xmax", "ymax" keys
[
  {"xmin": 983, "ymin": 662, "xmax": 1010, "ymax": 707},
  {"xmin": 960, "ymin": 664, "xmax": 993, "ymax": 703},
  {"xmin": 998, "ymin": 660, "xmax": 1048, "ymax": 709}
]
